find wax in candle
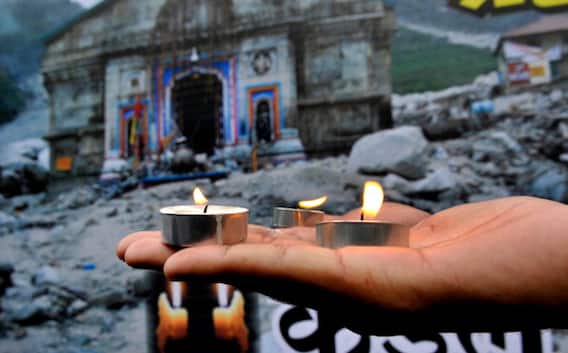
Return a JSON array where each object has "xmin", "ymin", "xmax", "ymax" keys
[{"xmin": 160, "ymin": 205, "xmax": 248, "ymax": 215}]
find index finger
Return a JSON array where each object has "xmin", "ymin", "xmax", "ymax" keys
[{"xmin": 116, "ymin": 231, "xmax": 161, "ymax": 260}]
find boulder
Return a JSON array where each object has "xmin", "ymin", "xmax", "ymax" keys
[
  {"xmin": 382, "ymin": 168, "xmax": 458, "ymax": 196},
  {"xmin": 472, "ymin": 131, "xmax": 523, "ymax": 162},
  {"xmin": 523, "ymin": 164, "xmax": 568, "ymax": 202},
  {"xmin": 0, "ymin": 139, "xmax": 49, "ymax": 197},
  {"xmin": 347, "ymin": 126, "xmax": 429, "ymax": 179},
  {"xmin": 32, "ymin": 266, "xmax": 60, "ymax": 287},
  {"xmin": 409, "ymin": 168, "xmax": 458, "ymax": 194},
  {"xmin": 422, "ymin": 120, "xmax": 464, "ymax": 141}
]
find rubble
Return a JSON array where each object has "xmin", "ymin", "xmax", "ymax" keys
[{"xmin": 215, "ymin": 157, "xmax": 361, "ymax": 215}]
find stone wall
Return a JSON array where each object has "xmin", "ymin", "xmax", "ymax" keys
[
  {"xmin": 44, "ymin": 61, "xmax": 106, "ymax": 176},
  {"xmin": 104, "ymin": 56, "xmax": 149, "ymax": 157},
  {"xmin": 45, "ymin": 127, "xmax": 105, "ymax": 177},
  {"xmin": 296, "ymin": 8, "xmax": 394, "ymax": 153}
]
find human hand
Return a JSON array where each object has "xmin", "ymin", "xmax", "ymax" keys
[{"xmin": 117, "ymin": 198, "xmax": 568, "ymax": 334}]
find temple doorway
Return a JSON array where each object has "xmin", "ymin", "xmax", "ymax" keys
[
  {"xmin": 172, "ymin": 72, "xmax": 223, "ymax": 155},
  {"xmin": 255, "ymin": 99, "xmax": 273, "ymax": 143}
]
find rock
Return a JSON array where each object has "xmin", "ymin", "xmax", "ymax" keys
[
  {"xmin": 0, "ymin": 139, "xmax": 47, "ymax": 166},
  {"xmin": 4, "ymin": 285, "xmax": 43, "ymax": 301},
  {"xmin": 105, "ymin": 207, "xmax": 118, "ymax": 218},
  {"xmin": 11, "ymin": 305, "xmax": 49, "ymax": 325},
  {"xmin": 31, "ymin": 294, "xmax": 64, "ymax": 319},
  {"xmin": 0, "ymin": 212, "xmax": 17, "ymax": 234},
  {"xmin": 66, "ymin": 299, "xmax": 89, "ymax": 317},
  {"xmin": 382, "ymin": 174, "xmax": 413, "ymax": 194},
  {"xmin": 408, "ymin": 168, "xmax": 458, "ymax": 194},
  {"xmin": 382, "ymin": 169, "xmax": 457, "ymax": 196},
  {"xmin": 128, "ymin": 273, "xmax": 153, "ymax": 297},
  {"xmin": 69, "ymin": 334, "xmax": 92, "ymax": 347},
  {"xmin": 21, "ymin": 215, "xmax": 56, "ymax": 230},
  {"xmin": 8, "ymin": 293, "xmax": 64, "ymax": 325},
  {"xmin": 0, "ymin": 263, "xmax": 14, "ymax": 282},
  {"xmin": 488, "ymin": 131, "xmax": 523, "ymax": 153},
  {"xmin": 57, "ymin": 188, "xmax": 98, "ymax": 210},
  {"xmin": 32, "ymin": 266, "xmax": 60, "ymax": 287},
  {"xmin": 422, "ymin": 119, "xmax": 464, "ymax": 141},
  {"xmin": 10, "ymin": 193, "xmax": 46, "ymax": 211},
  {"xmin": 550, "ymin": 89, "xmax": 564, "ymax": 104},
  {"xmin": 13, "ymin": 327, "xmax": 27, "ymax": 339},
  {"xmin": 0, "ymin": 163, "xmax": 49, "ymax": 198},
  {"xmin": 473, "ymin": 132, "xmax": 523, "ymax": 162},
  {"xmin": 467, "ymin": 186, "xmax": 510, "ymax": 203},
  {"xmin": 91, "ymin": 290, "xmax": 134, "ymax": 310},
  {"xmin": 522, "ymin": 164, "xmax": 568, "ymax": 202},
  {"xmin": 347, "ymin": 126, "xmax": 429, "ymax": 179},
  {"xmin": 431, "ymin": 145, "xmax": 449, "ymax": 160},
  {"xmin": 66, "ymin": 349, "xmax": 102, "ymax": 353},
  {"xmin": 171, "ymin": 146, "xmax": 196, "ymax": 174}
]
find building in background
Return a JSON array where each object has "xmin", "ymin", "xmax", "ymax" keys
[
  {"xmin": 495, "ymin": 15, "xmax": 568, "ymax": 90},
  {"xmin": 42, "ymin": 0, "xmax": 395, "ymax": 176}
]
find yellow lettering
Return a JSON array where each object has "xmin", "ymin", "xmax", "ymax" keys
[
  {"xmin": 532, "ymin": 0, "xmax": 568, "ymax": 7},
  {"xmin": 460, "ymin": 0, "xmax": 488, "ymax": 10},
  {"xmin": 452, "ymin": 0, "xmax": 568, "ymax": 13},
  {"xmin": 494, "ymin": 0, "xmax": 526, "ymax": 7}
]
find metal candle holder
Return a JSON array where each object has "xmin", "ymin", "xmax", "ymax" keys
[
  {"xmin": 161, "ymin": 205, "xmax": 248, "ymax": 247},
  {"xmin": 272, "ymin": 207, "xmax": 325, "ymax": 228},
  {"xmin": 316, "ymin": 221, "xmax": 411, "ymax": 249}
]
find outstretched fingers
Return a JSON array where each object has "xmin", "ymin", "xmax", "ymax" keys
[
  {"xmin": 163, "ymin": 243, "xmax": 432, "ymax": 311},
  {"xmin": 118, "ymin": 225, "xmax": 315, "ymax": 270},
  {"xmin": 124, "ymin": 237, "xmax": 177, "ymax": 270},
  {"xmin": 116, "ymin": 231, "xmax": 161, "ymax": 260}
]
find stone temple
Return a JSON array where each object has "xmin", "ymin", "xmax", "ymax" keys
[{"xmin": 42, "ymin": 0, "xmax": 395, "ymax": 176}]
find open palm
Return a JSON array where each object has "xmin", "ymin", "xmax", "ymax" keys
[{"xmin": 117, "ymin": 197, "xmax": 568, "ymax": 334}]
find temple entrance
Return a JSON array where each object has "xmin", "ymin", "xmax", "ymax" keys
[
  {"xmin": 255, "ymin": 100, "xmax": 273, "ymax": 143},
  {"xmin": 172, "ymin": 72, "xmax": 223, "ymax": 155}
]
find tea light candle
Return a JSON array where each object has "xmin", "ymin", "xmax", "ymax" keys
[
  {"xmin": 316, "ymin": 182, "xmax": 410, "ymax": 248},
  {"xmin": 316, "ymin": 221, "xmax": 410, "ymax": 248},
  {"xmin": 272, "ymin": 196, "xmax": 327, "ymax": 228},
  {"xmin": 161, "ymin": 188, "xmax": 248, "ymax": 247}
]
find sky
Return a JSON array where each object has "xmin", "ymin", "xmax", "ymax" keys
[{"xmin": 70, "ymin": 0, "xmax": 102, "ymax": 8}]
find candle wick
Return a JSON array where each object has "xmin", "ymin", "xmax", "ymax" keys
[
  {"xmin": 204, "ymin": 204, "xmax": 209, "ymax": 214},
  {"xmin": 360, "ymin": 212, "xmax": 364, "ymax": 221}
]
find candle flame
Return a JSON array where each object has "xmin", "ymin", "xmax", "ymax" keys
[
  {"xmin": 361, "ymin": 181, "xmax": 384, "ymax": 220},
  {"xmin": 170, "ymin": 282, "xmax": 183, "ymax": 308},
  {"xmin": 193, "ymin": 187, "xmax": 208, "ymax": 206},
  {"xmin": 298, "ymin": 196, "xmax": 328, "ymax": 209},
  {"xmin": 217, "ymin": 283, "xmax": 229, "ymax": 307}
]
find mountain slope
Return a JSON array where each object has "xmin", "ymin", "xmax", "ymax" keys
[
  {"xmin": 0, "ymin": 0, "xmax": 84, "ymax": 125},
  {"xmin": 394, "ymin": 0, "xmax": 540, "ymax": 35}
]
